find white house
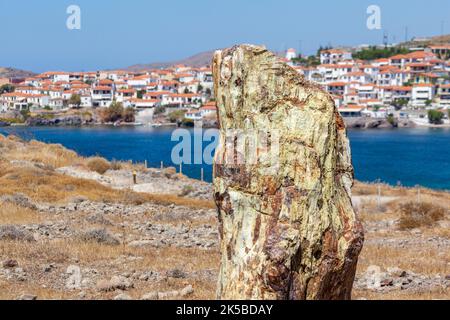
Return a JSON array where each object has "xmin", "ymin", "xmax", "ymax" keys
[
  {"xmin": 320, "ymin": 49, "xmax": 352, "ymax": 65},
  {"xmin": 412, "ymin": 84, "xmax": 434, "ymax": 107},
  {"xmin": 285, "ymin": 48, "xmax": 297, "ymax": 61},
  {"xmin": 436, "ymin": 84, "xmax": 450, "ymax": 107},
  {"xmin": 185, "ymin": 109, "xmax": 202, "ymax": 120},
  {"xmin": 91, "ymin": 86, "xmax": 113, "ymax": 107}
]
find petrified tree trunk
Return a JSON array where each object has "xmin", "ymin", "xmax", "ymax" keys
[{"xmin": 213, "ymin": 45, "xmax": 364, "ymax": 300}]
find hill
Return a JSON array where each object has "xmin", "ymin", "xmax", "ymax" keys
[
  {"xmin": 400, "ymin": 33, "xmax": 450, "ymax": 48},
  {"xmin": 0, "ymin": 67, "xmax": 35, "ymax": 79},
  {"xmin": 127, "ymin": 50, "xmax": 216, "ymax": 71}
]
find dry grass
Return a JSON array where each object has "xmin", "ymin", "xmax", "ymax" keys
[
  {"xmin": 357, "ymin": 243, "xmax": 449, "ymax": 275},
  {"xmin": 353, "ymin": 288, "xmax": 449, "ymax": 300},
  {"xmin": 0, "ymin": 239, "xmax": 219, "ymax": 300},
  {"xmin": 0, "ymin": 135, "xmax": 80, "ymax": 168},
  {"xmin": 0, "ymin": 162, "xmax": 214, "ymax": 209},
  {"xmin": 0, "ymin": 202, "xmax": 44, "ymax": 224},
  {"xmin": 398, "ymin": 202, "xmax": 446, "ymax": 230},
  {"xmin": 86, "ymin": 157, "xmax": 111, "ymax": 175}
]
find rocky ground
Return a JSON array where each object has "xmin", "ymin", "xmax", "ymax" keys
[{"xmin": 0, "ymin": 135, "xmax": 448, "ymax": 300}]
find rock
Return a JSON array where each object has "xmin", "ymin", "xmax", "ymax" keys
[
  {"xmin": 66, "ymin": 265, "xmax": 82, "ymax": 290},
  {"xmin": 158, "ymin": 290, "xmax": 180, "ymax": 299},
  {"xmin": 26, "ymin": 116, "xmax": 82, "ymax": 126},
  {"xmin": 380, "ymin": 278, "xmax": 394, "ymax": 287},
  {"xmin": 17, "ymin": 294, "xmax": 37, "ymax": 300},
  {"xmin": 387, "ymin": 267, "xmax": 405, "ymax": 277},
  {"xmin": 114, "ymin": 293, "xmax": 132, "ymax": 300},
  {"xmin": 212, "ymin": 45, "xmax": 363, "ymax": 299},
  {"xmin": 96, "ymin": 276, "xmax": 133, "ymax": 292},
  {"xmin": 180, "ymin": 285, "xmax": 194, "ymax": 297},
  {"xmin": 141, "ymin": 292, "xmax": 159, "ymax": 300},
  {"xmin": 43, "ymin": 264, "xmax": 55, "ymax": 272},
  {"xmin": 167, "ymin": 269, "xmax": 187, "ymax": 279},
  {"xmin": 2, "ymin": 259, "xmax": 18, "ymax": 268}
]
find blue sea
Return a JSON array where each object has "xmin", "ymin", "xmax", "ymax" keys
[{"xmin": 1, "ymin": 126, "xmax": 450, "ymax": 190}]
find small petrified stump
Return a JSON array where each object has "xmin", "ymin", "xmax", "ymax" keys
[{"xmin": 212, "ymin": 45, "xmax": 364, "ymax": 300}]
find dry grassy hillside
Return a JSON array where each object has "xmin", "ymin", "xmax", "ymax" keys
[{"xmin": 0, "ymin": 134, "xmax": 448, "ymax": 300}]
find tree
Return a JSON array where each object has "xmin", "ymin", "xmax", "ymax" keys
[
  {"xmin": 184, "ymin": 87, "xmax": 191, "ymax": 94},
  {"xmin": 20, "ymin": 108, "xmax": 31, "ymax": 120},
  {"xmin": 122, "ymin": 107, "xmax": 135, "ymax": 123},
  {"xmin": 153, "ymin": 106, "xmax": 166, "ymax": 115},
  {"xmin": 0, "ymin": 84, "xmax": 15, "ymax": 94},
  {"xmin": 427, "ymin": 109, "xmax": 444, "ymax": 124},
  {"xmin": 205, "ymin": 88, "xmax": 212, "ymax": 96},
  {"xmin": 137, "ymin": 90, "xmax": 145, "ymax": 99},
  {"xmin": 392, "ymin": 98, "xmax": 408, "ymax": 110},
  {"xmin": 353, "ymin": 46, "xmax": 409, "ymax": 61},
  {"xmin": 197, "ymin": 84, "xmax": 203, "ymax": 92},
  {"xmin": 425, "ymin": 99, "xmax": 432, "ymax": 107},
  {"xmin": 68, "ymin": 94, "xmax": 82, "ymax": 108},
  {"xmin": 387, "ymin": 113, "xmax": 397, "ymax": 126},
  {"xmin": 168, "ymin": 110, "xmax": 185, "ymax": 123},
  {"xmin": 102, "ymin": 101, "xmax": 124, "ymax": 123}
]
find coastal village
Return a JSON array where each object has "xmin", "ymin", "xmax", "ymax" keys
[{"xmin": 1, "ymin": 42, "xmax": 450, "ymax": 126}]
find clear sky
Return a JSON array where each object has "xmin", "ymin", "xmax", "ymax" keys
[{"xmin": 1, "ymin": 0, "xmax": 450, "ymax": 72}]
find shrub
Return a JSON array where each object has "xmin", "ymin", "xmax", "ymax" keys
[
  {"xmin": 179, "ymin": 185, "xmax": 194, "ymax": 196},
  {"xmin": 101, "ymin": 101, "xmax": 124, "ymax": 123},
  {"xmin": 398, "ymin": 202, "xmax": 446, "ymax": 230},
  {"xmin": 86, "ymin": 157, "xmax": 111, "ymax": 174},
  {"xmin": 153, "ymin": 106, "xmax": 166, "ymax": 115},
  {"xmin": 0, "ymin": 225, "xmax": 35, "ymax": 242},
  {"xmin": 110, "ymin": 160, "xmax": 122, "ymax": 170},
  {"xmin": 78, "ymin": 229, "xmax": 120, "ymax": 245},
  {"xmin": 122, "ymin": 107, "xmax": 135, "ymax": 123},
  {"xmin": 168, "ymin": 110, "xmax": 185, "ymax": 123},
  {"xmin": 427, "ymin": 109, "xmax": 444, "ymax": 124}
]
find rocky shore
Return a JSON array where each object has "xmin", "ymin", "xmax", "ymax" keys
[{"xmin": 344, "ymin": 117, "xmax": 416, "ymax": 129}]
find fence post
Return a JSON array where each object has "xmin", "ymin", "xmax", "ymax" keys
[
  {"xmin": 201, "ymin": 168, "xmax": 204, "ymax": 182},
  {"xmin": 144, "ymin": 160, "xmax": 147, "ymax": 168},
  {"xmin": 376, "ymin": 179, "xmax": 381, "ymax": 210},
  {"xmin": 160, "ymin": 161, "xmax": 164, "ymax": 170}
]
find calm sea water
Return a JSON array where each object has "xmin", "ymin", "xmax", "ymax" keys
[{"xmin": 1, "ymin": 126, "xmax": 449, "ymax": 190}]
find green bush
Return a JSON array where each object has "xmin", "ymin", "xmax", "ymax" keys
[
  {"xmin": 427, "ymin": 109, "xmax": 444, "ymax": 124},
  {"xmin": 168, "ymin": 110, "xmax": 185, "ymax": 123}
]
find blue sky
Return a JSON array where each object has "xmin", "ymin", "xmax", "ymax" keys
[{"xmin": 1, "ymin": 0, "xmax": 450, "ymax": 72}]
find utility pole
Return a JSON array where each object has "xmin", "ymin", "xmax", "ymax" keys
[{"xmin": 383, "ymin": 30, "xmax": 389, "ymax": 47}]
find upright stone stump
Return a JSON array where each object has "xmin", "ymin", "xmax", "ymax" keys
[{"xmin": 213, "ymin": 45, "xmax": 364, "ymax": 300}]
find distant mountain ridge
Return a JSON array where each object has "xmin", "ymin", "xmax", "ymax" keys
[
  {"xmin": 126, "ymin": 50, "xmax": 217, "ymax": 71},
  {"xmin": 0, "ymin": 67, "xmax": 35, "ymax": 79}
]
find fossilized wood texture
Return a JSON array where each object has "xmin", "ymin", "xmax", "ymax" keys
[{"xmin": 212, "ymin": 45, "xmax": 364, "ymax": 300}]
